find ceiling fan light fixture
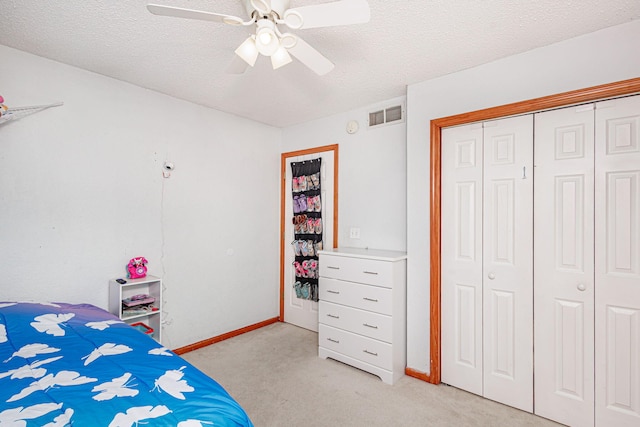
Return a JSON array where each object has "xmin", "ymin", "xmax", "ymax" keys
[
  {"xmin": 258, "ymin": 29, "xmax": 273, "ymax": 45},
  {"xmin": 271, "ymin": 46, "xmax": 293, "ymax": 69},
  {"xmin": 255, "ymin": 20, "xmax": 279, "ymax": 56},
  {"xmin": 235, "ymin": 36, "xmax": 259, "ymax": 66},
  {"xmin": 146, "ymin": 0, "xmax": 370, "ymax": 76}
]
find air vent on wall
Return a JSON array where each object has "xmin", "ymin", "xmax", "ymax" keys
[{"xmin": 368, "ymin": 104, "xmax": 404, "ymax": 128}]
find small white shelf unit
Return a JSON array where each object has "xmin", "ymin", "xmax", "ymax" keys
[{"xmin": 109, "ymin": 275, "xmax": 162, "ymax": 343}]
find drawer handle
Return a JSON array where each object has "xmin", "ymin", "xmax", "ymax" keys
[
  {"xmin": 327, "ymin": 290, "xmax": 340, "ymax": 294},
  {"xmin": 363, "ymin": 271, "xmax": 378, "ymax": 275},
  {"xmin": 327, "ymin": 314, "xmax": 340, "ymax": 319},
  {"xmin": 363, "ymin": 323, "xmax": 378, "ymax": 329},
  {"xmin": 363, "ymin": 349, "xmax": 378, "ymax": 356},
  {"xmin": 327, "ymin": 338, "xmax": 339, "ymax": 344},
  {"xmin": 327, "ymin": 266, "xmax": 340, "ymax": 270},
  {"xmin": 363, "ymin": 297, "xmax": 378, "ymax": 302}
]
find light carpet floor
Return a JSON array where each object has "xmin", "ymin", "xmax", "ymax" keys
[{"xmin": 182, "ymin": 322, "xmax": 561, "ymax": 427}]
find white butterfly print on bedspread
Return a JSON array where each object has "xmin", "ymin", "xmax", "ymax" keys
[
  {"xmin": 148, "ymin": 347, "xmax": 173, "ymax": 357},
  {"xmin": 92, "ymin": 372, "xmax": 139, "ymax": 401},
  {"xmin": 108, "ymin": 405, "xmax": 171, "ymax": 427},
  {"xmin": 41, "ymin": 408, "xmax": 74, "ymax": 427},
  {"xmin": 85, "ymin": 319, "xmax": 122, "ymax": 330},
  {"xmin": 0, "ymin": 356, "xmax": 63, "ymax": 380},
  {"xmin": 30, "ymin": 313, "xmax": 75, "ymax": 336},
  {"xmin": 4, "ymin": 343, "xmax": 60, "ymax": 362},
  {"xmin": 7, "ymin": 370, "xmax": 97, "ymax": 402},
  {"xmin": 82, "ymin": 343, "xmax": 132, "ymax": 366},
  {"xmin": 152, "ymin": 366, "xmax": 194, "ymax": 400},
  {"xmin": 0, "ymin": 402, "xmax": 63, "ymax": 426},
  {"xmin": 177, "ymin": 420, "xmax": 214, "ymax": 426}
]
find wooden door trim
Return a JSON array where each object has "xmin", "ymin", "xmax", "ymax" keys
[
  {"xmin": 279, "ymin": 144, "xmax": 339, "ymax": 322},
  {"xmin": 420, "ymin": 77, "xmax": 640, "ymax": 385}
]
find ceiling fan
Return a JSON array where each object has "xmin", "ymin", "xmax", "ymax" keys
[{"xmin": 147, "ymin": 0, "xmax": 370, "ymax": 75}]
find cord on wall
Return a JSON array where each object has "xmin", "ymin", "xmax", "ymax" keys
[{"xmin": 159, "ymin": 157, "xmax": 173, "ymax": 347}]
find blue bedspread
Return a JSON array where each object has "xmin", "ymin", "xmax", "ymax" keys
[{"xmin": 0, "ymin": 302, "xmax": 253, "ymax": 427}]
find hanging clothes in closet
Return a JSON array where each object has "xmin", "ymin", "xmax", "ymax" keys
[{"xmin": 291, "ymin": 158, "xmax": 323, "ymax": 301}]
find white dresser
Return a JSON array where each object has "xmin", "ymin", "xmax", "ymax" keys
[{"xmin": 317, "ymin": 248, "xmax": 407, "ymax": 385}]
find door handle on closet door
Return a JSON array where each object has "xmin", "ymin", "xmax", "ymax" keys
[
  {"xmin": 577, "ymin": 283, "xmax": 587, "ymax": 292},
  {"xmin": 487, "ymin": 272, "xmax": 496, "ymax": 280}
]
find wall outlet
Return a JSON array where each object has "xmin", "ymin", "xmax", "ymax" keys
[{"xmin": 349, "ymin": 227, "xmax": 361, "ymax": 239}]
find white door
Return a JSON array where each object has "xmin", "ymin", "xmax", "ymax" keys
[
  {"xmin": 594, "ymin": 95, "xmax": 640, "ymax": 427},
  {"xmin": 441, "ymin": 115, "xmax": 533, "ymax": 412},
  {"xmin": 534, "ymin": 104, "xmax": 595, "ymax": 426},
  {"xmin": 283, "ymin": 152, "xmax": 335, "ymax": 332},
  {"xmin": 441, "ymin": 122, "xmax": 484, "ymax": 395},
  {"xmin": 482, "ymin": 115, "xmax": 534, "ymax": 412}
]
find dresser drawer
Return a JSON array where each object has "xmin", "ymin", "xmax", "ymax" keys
[
  {"xmin": 319, "ymin": 278, "xmax": 392, "ymax": 315},
  {"xmin": 319, "ymin": 255, "xmax": 393, "ymax": 288},
  {"xmin": 319, "ymin": 324, "xmax": 392, "ymax": 370},
  {"xmin": 319, "ymin": 301, "xmax": 393, "ymax": 343}
]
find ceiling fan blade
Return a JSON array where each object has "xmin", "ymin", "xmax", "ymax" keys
[
  {"xmin": 288, "ymin": 36, "xmax": 334, "ymax": 76},
  {"xmin": 226, "ymin": 55, "xmax": 250, "ymax": 74},
  {"xmin": 286, "ymin": 0, "xmax": 370, "ymax": 29},
  {"xmin": 147, "ymin": 4, "xmax": 243, "ymax": 25}
]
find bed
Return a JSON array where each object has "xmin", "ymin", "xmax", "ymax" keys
[{"xmin": 0, "ymin": 301, "xmax": 253, "ymax": 426}]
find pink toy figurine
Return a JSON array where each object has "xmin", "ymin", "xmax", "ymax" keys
[
  {"xmin": 127, "ymin": 257, "xmax": 148, "ymax": 279},
  {"xmin": 0, "ymin": 96, "xmax": 7, "ymax": 117}
]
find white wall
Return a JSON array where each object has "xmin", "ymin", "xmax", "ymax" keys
[
  {"xmin": 406, "ymin": 19, "xmax": 640, "ymax": 374},
  {"xmin": 282, "ymin": 98, "xmax": 407, "ymax": 252},
  {"xmin": 0, "ymin": 45, "xmax": 282, "ymax": 349}
]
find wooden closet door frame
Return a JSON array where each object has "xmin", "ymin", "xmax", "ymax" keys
[{"xmin": 406, "ymin": 77, "xmax": 640, "ymax": 385}]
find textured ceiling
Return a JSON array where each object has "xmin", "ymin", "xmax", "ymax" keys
[{"xmin": 2, "ymin": 0, "xmax": 639, "ymax": 127}]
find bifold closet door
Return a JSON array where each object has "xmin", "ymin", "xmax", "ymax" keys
[
  {"xmin": 482, "ymin": 116, "xmax": 533, "ymax": 412},
  {"xmin": 441, "ymin": 122, "xmax": 484, "ymax": 395},
  {"xmin": 535, "ymin": 95, "xmax": 640, "ymax": 427},
  {"xmin": 594, "ymin": 95, "xmax": 640, "ymax": 427},
  {"xmin": 441, "ymin": 115, "xmax": 533, "ymax": 412},
  {"xmin": 534, "ymin": 105, "xmax": 595, "ymax": 427}
]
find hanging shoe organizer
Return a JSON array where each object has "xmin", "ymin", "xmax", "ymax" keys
[{"xmin": 291, "ymin": 158, "xmax": 323, "ymax": 301}]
